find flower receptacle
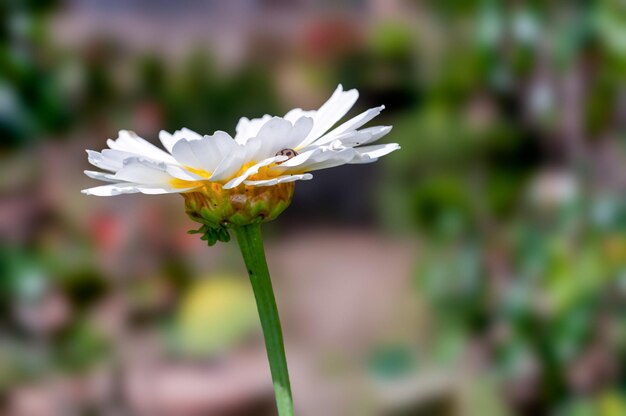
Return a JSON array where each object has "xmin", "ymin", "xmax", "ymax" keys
[{"xmin": 183, "ymin": 182, "xmax": 295, "ymax": 245}]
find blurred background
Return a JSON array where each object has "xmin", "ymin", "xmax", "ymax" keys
[{"xmin": 1, "ymin": 0, "xmax": 626, "ymax": 415}]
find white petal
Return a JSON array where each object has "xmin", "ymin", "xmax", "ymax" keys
[
  {"xmin": 350, "ymin": 143, "xmax": 400, "ymax": 164},
  {"xmin": 315, "ymin": 105, "xmax": 385, "ymax": 145},
  {"xmin": 84, "ymin": 170, "xmax": 119, "ymax": 183},
  {"xmin": 244, "ymin": 173, "xmax": 313, "ymax": 187},
  {"xmin": 284, "ymin": 108, "xmax": 316, "ymax": 124},
  {"xmin": 207, "ymin": 131, "xmax": 237, "ymax": 154},
  {"xmin": 208, "ymin": 153, "xmax": 245, "ymax": 182},
  {"xmin": 86, "ymin": 150, "xmax": 120, "ymax": 172},
  {"xmin": 222, "ymin": 156, "xmax": 286, "ymax": 189},
  {"xmin": 82, "ymin": 183, "xmax": 140, "ymax": 196},
  {"xmin": 314, "ymin": 130, "xmax": 373, "ymax": 149},
  {"xmin": 113, "ymin": 158, "xmax": 172, "ymax": 185},
  {"xmin": 161, "ymin": 128, "xmax": 204, "ymax": 152},
  {"xmin": 254, "ymin": 117, "xmax": 293, "ymax": 148},
  {"xmin": 272, "ymin": 147, "xmax": 356, "ymax": 174},
  {"xmin": 178, "ymin": 127, "xmax": 203, "ymax": 141},
  {"xmin": 208, "ymin": 145, "xmax": 248, "ymax": 182},
  {"xmin": 106, "ymin": 130, "xmax": 176, "ymax": 164},
  {"xmin": 249, "ymin": 116, "xmax": 313, "ymax": 160},
  {"xmin": 170, "ymin": 131, "xmax": 236, "ymax": 173},
  {"xmin": 296, "ymin": 85, "xmax": 359, "ymax": 149},
  {"xmin": 165, "ymin": 165, "xmax": 204, "ymax": 181},
  {"xmin": 87, "ymin": 148, "xmax": 161, "ymax": 173},
  {"xmin": 82, "ymin": 179, "xmax": 198, "ymax": 196},
  {"xmin": 170, "ymin": 140, "xmax": 204, "ymax": 171},
  {"xmin": 193, "ymin": 131, "xmax": 236, "ymax": 170},
  {"xmin": 86, "ymin": 150, "xmax": 117, "ymax": 172},
  {"xmin": 288, "ymin": 117, "xmax": 315, "ymax": 149},
  {"xmin": 296, "ymin": 150, "xmax": 356, "ymax": 172},
  {"xmin": 354, "ymin": 126, "xmax": 393, "ymax": 145},
  {"xmin": 234, "ymin": 115, "xmax": 272, "ymax": 144},
  {"xmin": 159, "ymin": 130, "xmax": 179, "ymax": 153},
  {"xmin": 134, "ymin": 185, "xmax": 198, "ymax": 194},
  {"xmin": 327, "ymin": 125, "xmax": 393, "ymax": 148}
]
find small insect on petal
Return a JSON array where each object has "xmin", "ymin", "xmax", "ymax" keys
[{"xmin": 275, "ymin": 148, "xmax": 298, "ymax": 164}]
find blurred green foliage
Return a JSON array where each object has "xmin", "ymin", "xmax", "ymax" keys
[
  {"xmin": 0, "ymin": 1, "xmax": 73, "ymax": 146},
  {"xmin": 373, "ymin": 1, "xmax": 626, "ymax": 413},
  {"xmin": 0, "ymin": 247, "xmax": 109, "ymax": 389}
]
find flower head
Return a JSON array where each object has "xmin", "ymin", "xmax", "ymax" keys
[{"xmin": 83, "ymin": 85, "xmax": 399, "ymax": 239}]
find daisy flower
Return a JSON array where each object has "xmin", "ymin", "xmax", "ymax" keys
[{"xmin": 83, "ymin": 84, "xmax": 398, "ymax": 196}]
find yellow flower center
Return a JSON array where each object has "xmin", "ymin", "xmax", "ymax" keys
[{"xmin": 170, "ymin": 162, "xmax": 284, "ymax": 190}]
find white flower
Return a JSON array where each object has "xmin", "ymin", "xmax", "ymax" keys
[{"xmin": 82, "ymin": 85, "xmax": 399, "ymax": 196}]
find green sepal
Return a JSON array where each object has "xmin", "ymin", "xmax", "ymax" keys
[{"xmin": 188, "ymin": 224, "xmax": 231, "ymax": 246}]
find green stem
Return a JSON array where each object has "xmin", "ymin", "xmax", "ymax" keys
[{"xmin": 234, "ymin": 223, "xmax": 294, "ymax": 416}]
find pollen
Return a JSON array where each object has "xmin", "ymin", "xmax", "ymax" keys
[{"xmin": 170, "ymin": 161, "xmax": 286, "ymax": 190}]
